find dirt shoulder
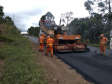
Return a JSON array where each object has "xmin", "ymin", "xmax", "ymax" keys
[{"xmin": 29, "ymin": 39, "xmax": 93, "ymax": 84}]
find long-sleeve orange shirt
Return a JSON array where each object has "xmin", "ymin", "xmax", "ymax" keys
[
  {"xmin": 39, "ymin": 36, "xmax": 45, "ymax": 43},
  {"xmin": 100, "ymin": 37, "xmax": 108, "ymax": 44},
  {"xmin": 47, "ymin": 38, "xmax": 54, "ymax": 47}
]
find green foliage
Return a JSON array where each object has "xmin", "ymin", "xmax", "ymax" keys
[
  {"xmin": 98, "ymin": 2, "xmax": 104, "ymax": 7},
  {"xmin": 0, "ymin": 35, "xmax": 13, "ymax": 42},
  {"xmin": 84, "ymin": 0, "xmax": 112, "ymax": 15},
  {"xmin": 45, "ymin": 12, "xmax": 54, "ymax": 19},
  {"xmin": 84, "ymin": 1, "xmax": 93, "ymax": 12},
  {"xmin": 0, "ymin": 37, "xmax": 47, "ymax": 84},
  {"xmin": 0, "ymin": 23, "xmax": 20, "ymax": 42},
  {"xmin": 0, "ymin": 6, "xmax": 5, "ymax": 23},
  {"xmin": 40, "ymin": 12, "xmax": 55, "ymax": 21},
  {"xmin": 0, "ymin": 6, "xmax": 4, "ymax": 18},
  {"xmin": 108, "ymin": 13, "xmax": 112, "ymax": 20},
  {"xmin": 68, "ymin": 13, "xmax": 108, "ymax": 43},
  {"xmin": 5, "ymin": 16, "xmax": 14, "ymax": 25},
  {"xmin": 27, "ymin": 26, "xmax": 40, "ymax": 36},
  {"xmin": 0, "ymin": 7, "xmax": 47, "ymax": 83}
]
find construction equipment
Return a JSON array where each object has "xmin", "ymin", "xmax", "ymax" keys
[{"xmin": 39, "ymin": 12, "xmax": 89, "ymax": 52}]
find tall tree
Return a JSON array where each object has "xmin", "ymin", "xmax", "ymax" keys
[
  {"xmin": 68, "ymin": 14, "xmax": 104, "ymax": 43},
  {"xmin": 5, "ymin": 16, "xmax": 14, "ymax": 25},
  {"xmin": 0, "ymin": 6, "xmax": 4, "ymax": 23},
  {"xmin": 45, "ymin": 12, "xmax": 55, "ymax": 20},
  {"xmin": 61, "ymin": 12, "xmax": 74, "ymax": 26},
  {"xmin": 27, "ymin": 26, "xmax": 40, "ymax": 36},
  {"xmin": 60, "ymin": 12, "xmax": 74, "ymax": 35},
  {"xmin": 84, "ymin": 0, "xmax": 112, "ymax": 34},
  {"xmin": 0, "ymin": 6, "xmax": 4, "ymax": 18},
  {"xmin": 84, "ymin": 0, "xmax": 112, "ymax": 15}
]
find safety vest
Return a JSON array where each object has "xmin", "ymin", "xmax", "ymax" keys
[
  {"xmin": 47, "ymin": 38, "xmax": 54, "ymax": 47},
  {"xmin": 100, "ymin": 37, "xmax": 108, "ymax": 44},
  {"xmin": 39, "ymin": 36, "xmax": 44, "ymax": 43}
]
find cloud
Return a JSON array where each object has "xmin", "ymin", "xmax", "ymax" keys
[
  {"xmin": 4, "ymin": 7, "xmax": 43, "ymax": 31},
  {"xmin": 1, "ymin": 0, "xmax": 89, "ymax": 32}
]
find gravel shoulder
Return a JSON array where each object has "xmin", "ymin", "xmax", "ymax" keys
[{"xmin": 29, "ymin": 39, "xmax": 93, "ymax": 84}]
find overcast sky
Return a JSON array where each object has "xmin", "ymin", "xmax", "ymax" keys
[{"xmin": 0, "ymin": 0, "xmax": 89, "ymax": 32}]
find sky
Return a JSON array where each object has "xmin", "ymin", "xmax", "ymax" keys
[{"xmin": 0, "ymin": 0, "xmax": 89, "ymax": 32}]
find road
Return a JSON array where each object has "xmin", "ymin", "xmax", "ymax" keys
[{"xmin": 28, "ymin": 36, "xmax": 112, "ymax": 84}]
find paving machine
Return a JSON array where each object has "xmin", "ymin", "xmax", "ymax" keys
[{"xmin": 39, "ymin": 12, "xmax": 89, "ymax": 52}]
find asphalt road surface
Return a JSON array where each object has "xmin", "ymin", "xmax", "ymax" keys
[{"xmin": 28, "ymin": 36, "xmax": 112, "ymax": 84}]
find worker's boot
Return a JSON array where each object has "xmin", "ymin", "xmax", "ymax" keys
[
  {"xmin": 39, "ymin": 49, "xmax": 41, "ymax": 52},
  {"xmin": 51, "ymin": 54, "xmax": 53, "ymax": 57},
  {"xmin": 100, "ymin": 53, "xmax": 102, "ymax": 55},
  {"xmin": 103, "ymin": 52, "xmax": 105, "ymax": 56},
  {"xmin": 45, "ymin": 53, "xmax": 48, "ymax": 56},
  {"xmin": 41, "ymin": 48, "xmax": 44, "ymax": 52},
  {"xmin": 41, "ymin": 49, "xmax": 43, "ymax": 52}
]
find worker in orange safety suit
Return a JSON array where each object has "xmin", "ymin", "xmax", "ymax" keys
[
  {"xmin": 45, "ymin": 36, "xmax": 54, "ymax": 57},
  {"xmin": 99, "ymin": 34, "xmax": 108, "ymax": 55},
  {"xmin": 39, "ymin": 34, "xmax": 45, "ymax": 52}
]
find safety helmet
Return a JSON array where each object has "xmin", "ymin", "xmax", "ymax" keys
[{"xmin": 100, "ymin": 34, "xmax": 104, "ymax": 37}]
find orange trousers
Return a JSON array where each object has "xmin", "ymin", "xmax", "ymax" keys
[
  {"xmin": 100, "ymin": 43, "xmax": 106, "ymax": 55},
  {"xmin": 39, "ymin": 43, "xmax": 44, "ymax": 51},
  {"xmin": 46, "ymin": 47, "xmax": 53, "ymax": 56}
]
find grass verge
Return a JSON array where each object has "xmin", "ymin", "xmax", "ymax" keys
[
  {"xmin": 88, "ymin": 43, "xmax": 110, "ymax": 49},
  {"xmin": 0, "ymin": 36, "xmax": 47, "ymax": 84}
]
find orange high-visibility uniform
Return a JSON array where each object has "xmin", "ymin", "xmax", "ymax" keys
[
  {"xmin": 39, "ymin": 35, "xmax": 45, "ymax": 51},
  {"xmin": 100, "ymin": 35, "xmax": 108, "ymax": 55},
  {"xmin": 45, "ymin": 37, "xmax": 54, "ymax": 57}
]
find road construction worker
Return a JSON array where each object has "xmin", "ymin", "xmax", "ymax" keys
[
  {"xmin": 39, "ymin": 34, "xmax": 45, "ymax": 52},
  {"xmin": 45, "ymin": 36, "xmax": 54, "ymax": 57},
  {"xmin": 99, "ymin": 34, "xmax": 108, "ymax": 55}
]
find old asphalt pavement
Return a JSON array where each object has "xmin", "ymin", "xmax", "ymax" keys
[{"xmin": 55, "ymin": 46, "xmax": 112, "ymax": 84}]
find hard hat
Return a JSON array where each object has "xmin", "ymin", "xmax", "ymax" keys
[{"xmin": 100, "ymin": 34, "xmax": 104, "ymax": 37}]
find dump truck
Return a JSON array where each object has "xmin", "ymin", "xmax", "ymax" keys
[{"xmin": 39, "ymin": 12, "xmax": 89, "ymax": 52}]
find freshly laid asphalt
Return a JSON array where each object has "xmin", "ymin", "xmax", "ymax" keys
[
  {"xmin": 55, "ymin": 46, "xmax": 112, "ymax": 84},
  {"xmin": 28, "ymin": 36, "xmax": 112, "ymax": 84}
]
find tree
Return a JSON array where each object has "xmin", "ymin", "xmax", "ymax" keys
[
  {"xmin": 0, "ymin": 6, "xmax": 4, "ymax": 18},
  {"xmin": 84, "ymin": 0, "xmax": 112, "ymax": 35},
  {"xmin": 0, "ymin": 6, "xmax": 4, "ymax": 23},
  {"xmin": 68, "ymin": 14, "xmax": 104, "ymax": 43},
  {"xmin": 45, "ymin": 12, "xmax": 55, "ymax": 20},
  {"xmin": 60, "ymin": 12, "xmax": 74, "ymax": 35},
  {"xmin": 27, "ymin": 26, "xmax": 40, "ymax": 36},
  {"xmin": 61, "ymin": 12, "xmax": 74, "ymax": 26},
  {"xmin": 84, "ymin": 0, "xmax": 112, "ymax": 15},
  {"xmin": 5, "ymin": 16, "xmax": 14, "ymax": 25}
]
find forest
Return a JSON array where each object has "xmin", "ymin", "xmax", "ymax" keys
[{"xmin": 68, "ymin": 0, "xmax": 112, "ymax": 43}]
